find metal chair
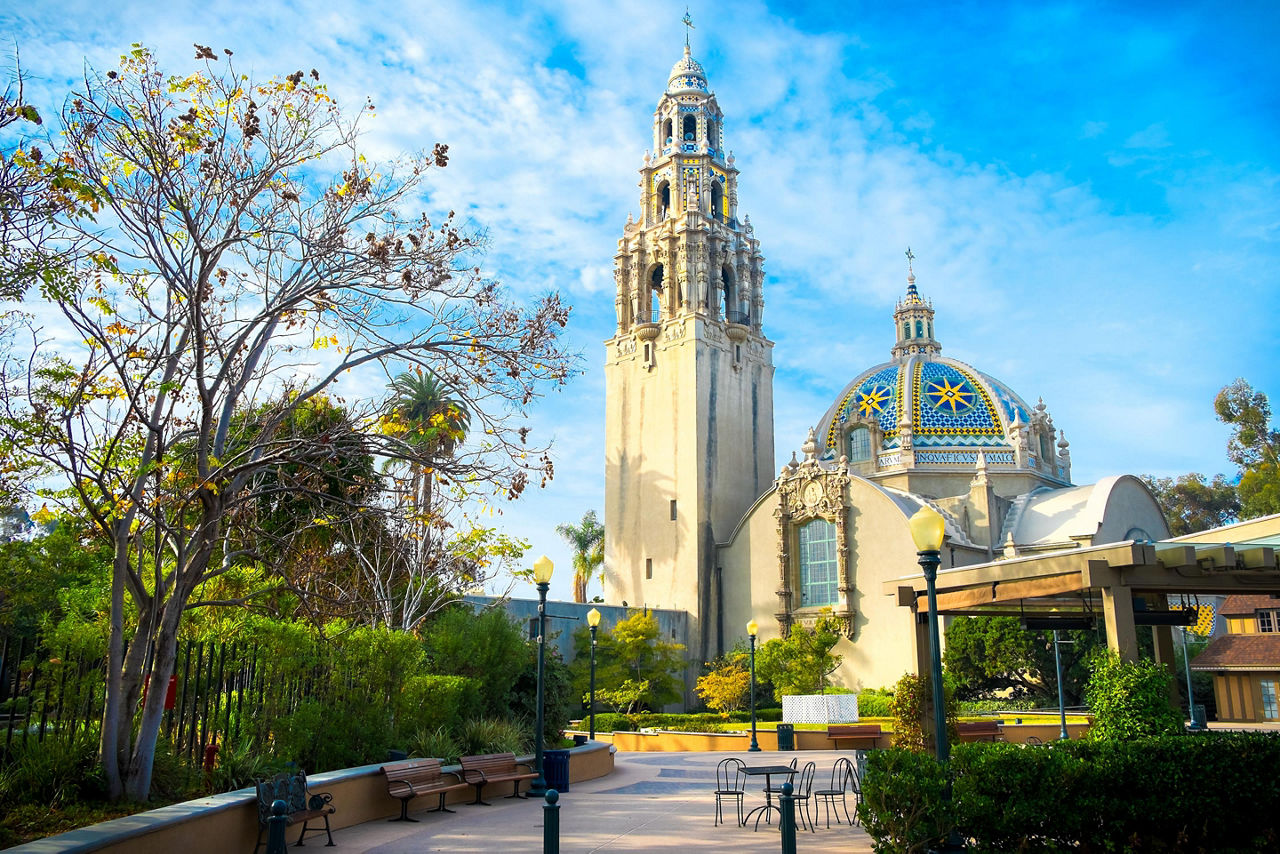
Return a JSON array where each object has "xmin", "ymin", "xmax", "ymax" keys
[
  {"xmin": 714, "ymin": 757, "xmax": 747, "ymax": 827},
  {"xmin": 812, "ymin": 757, "xmax": 856, "ymax": 828},
  {"xmin": 789, "ymin": 761, "xmax": 817, "ymax": 832}
]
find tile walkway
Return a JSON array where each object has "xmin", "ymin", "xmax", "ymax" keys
[{"xmin": 334, "ymin": 750, "xmax": 874, "ymax": 853}]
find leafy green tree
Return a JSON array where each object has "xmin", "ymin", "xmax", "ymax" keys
[
  {"xmin": 0, "ymin": 45, "xmax": 572, "ymax": 801},
  {"xmin": 943, "ymin": 615, "xmax": 1098, "ymax": 705},
  {"xmin": 1216, "ymin": 379, "xmax": 1280, "ymax": 519},
  {"xmin": 0, "ymin": 519, "xmax": 112, "ymax": 638},
  {"xmin": 585, "ymin": 610, "xmax": 686, "ymax": 711},
  {"xmin": 755, "ymin": 615, "xmax": 843, "ymax": 699},
  {"xmin": 1141, "ymin": 473, "xmax": 1239, "ymax": 535},
  {"xmin": 556, "ymin": 509, "xmax": 604, "ymax": 604},
  {"xmin": 1084, "ymin": 650, "xmax": 1183, "ymax": 741}
]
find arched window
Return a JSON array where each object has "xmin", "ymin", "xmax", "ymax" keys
[
  {"xmin": 707, "ymin": 119, "xmax": 718, "ymax": 148},
  {"xmin": 903, "ymin": 322, "xmax": 910, "ymax": 340},
  {"xmin": 657, "ymin": 181, "xmax": 670, "ymax": 219},
  {"xmin": 662, "ymin": 118, "xmax": 673, "ymax": 144},
  {"xmin": 798, "ymin": 519, "xmax": 838, "ymax": 606},
  {"xmin": 927, "ymin": 321, "xmax": 933, "ymax": 339},
  {"xmin": 722, "ymin": 264, "xmax": 736, "ymax": 321},
  {"xmin": 915, "ymin": 320, "xmax": 924, "ymax": 337},
  {"xmin": 1040, "ymin": 432, "xmax": 1053, "ymax": 463},
  {"xmin": 649, "ymin": 265, "xmax": 664, "ymax": 322},
  {"xmin": 683, "ymin": 114, "xmax": 696, "ymax": 141},
  {"xmin": 848, "ymin": 426, "xmax": 871, "ymax": 462},
  {"xmin": 710, "ymin": 181, "xmax": 724, "ymax": 221}
]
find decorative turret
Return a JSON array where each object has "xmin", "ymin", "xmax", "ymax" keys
[
  {"xmin": 891, "ymin": 248, "xmax": 940, "ymax": 359},
  {"xmin": 611, "ymin": 38, "xmax": 765, "ymax": 338}
]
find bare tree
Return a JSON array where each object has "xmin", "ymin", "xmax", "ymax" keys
[{"xmin": 1, "ymin": 44, "xmax": 574, "ymax": 800}]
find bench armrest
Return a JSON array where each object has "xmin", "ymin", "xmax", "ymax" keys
[
  {"xmin": 516, "ymin": 761, "xmax": 534, "ymax": 773},
  {"xmin": 462, "ymin": 768, "xmax": 488, "ymax": 785},
  {"xmin": 308, "ymin": 792, "xmax": 334, "ymax": 811}
]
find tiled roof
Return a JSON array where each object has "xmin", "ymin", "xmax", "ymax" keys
[
  {"xmin": 1219, "ymin": 595, "xmax": 1280, "ymax": 617},
  {"xmin": 1190, "ymin": 633, "xmax": 1280, "ymax": 671}
]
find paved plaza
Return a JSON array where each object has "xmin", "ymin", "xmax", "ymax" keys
[{"xmin": 336, "ymin": 750, "xmax": 874, "ymax": 853}]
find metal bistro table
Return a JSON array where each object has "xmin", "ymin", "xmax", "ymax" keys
[{"xmin": 741, "ymin": 764, "xmax": 797, "ymax": 830}]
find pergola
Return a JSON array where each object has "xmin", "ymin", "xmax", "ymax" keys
[{"xmin": 886, "ymin": 515, "xmax": 1280, "ymax": 669}]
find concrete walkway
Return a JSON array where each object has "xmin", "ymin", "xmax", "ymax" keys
[{"xmin": 334, "ymin": 750, "xmax": 874, "ymax": 853}]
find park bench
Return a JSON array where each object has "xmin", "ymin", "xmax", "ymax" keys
[
  {"xmin": 254, "ymin": 770, "xmax": 335, "ymax": 852},
  {"xmin": 458, "ymin": 752, "xmax": 538, "ymax": 805},
  {"xmin": 826, "ymin": 724, "xmax": 882, "ymax": 749},
  {"xmin": 957, "ymin": 720, "xmax": 1004, "ymax": 742},
  {"xmin": 381, "ymin": 757, "xmax": 470, "ymax": 821}
]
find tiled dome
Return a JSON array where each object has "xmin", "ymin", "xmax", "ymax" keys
[
  {"xmin": 817, "ymin": 355, "xmax": 1033, "ymax": 455},
  {"xmin": 667, "ymin": 45, "xmax": 709, "ymax": 95}
]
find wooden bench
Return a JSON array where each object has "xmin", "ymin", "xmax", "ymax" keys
[
  {"xmin": 381, "ymin": 757, "xmax": 470, "ymax": 821},
  {"xmin": 458, "ymin": 752, "xmax": 538, "ymax": 805},
  {"xmin": 957, "ymin": 720, "xmax": 1004, "ymax": 742},
  {"xmin": 826, "ymin": 724, "xmax": 882, "ymax": 749},
  {"xmin": 254, "ymin": 770, "xmax": 335, "ymax": 852}
]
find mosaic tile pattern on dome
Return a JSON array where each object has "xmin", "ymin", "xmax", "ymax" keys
[
  {"xmin": 912, "ymin": 361, "xmax": 1004, "ymax": 440},
  {"xmin": 826, "ymin": 365, "xmax": 899, "ymax": 451}
]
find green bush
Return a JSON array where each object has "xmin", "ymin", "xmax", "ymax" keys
[
  {"xmin": 858, "ymin": 689, "xmax": 894, "ymax": 718},
  {"xmin": 859, "ymin": 734, "xmax": 1280, "ymax": 853},
  {"xmin": 208, "ymin": 736, "xmax": 280, "ymax": 793},
  {"xmin": 890, "ymin": 672, "xmax": 956, "ymax": 752},
  {"xmin": 1084, "ymin": 651, "xmax": 1183, "ymax": 741},
  {"xmin": 395, "ymin": 674, "xmax": 479, "ymax": 735},
  {"xmin": 590, "ymin": 713, "xmax": 635, "ymax": 732},
  {"xmin": 408, "ymin": 725, "xmax": 463, "ymax": 765},
  {"xmin": 856, "ymin": 748, "xmax": 953, "ymax": 853},
  {"xmin": 458, "ymin": 717, "xmax": 530, "ymax": 756},
  {"xmin": 0, "ymin": 733, "xmax": 103, "ymax": 807}
]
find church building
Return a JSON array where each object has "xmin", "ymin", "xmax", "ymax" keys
[{"xmin": 602, "ymin": 44, "xmax": 1171, "ymax": 692}]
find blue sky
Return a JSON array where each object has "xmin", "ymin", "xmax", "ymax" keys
[{"xmin": 5, "ymin": 0, "xmax": 1278, "ymax": 603}]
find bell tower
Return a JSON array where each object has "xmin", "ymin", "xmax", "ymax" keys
[{"xmin": 603, "ymin": 41, "xmax": 775, "ymax": 665}]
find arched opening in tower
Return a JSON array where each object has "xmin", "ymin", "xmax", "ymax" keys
[
  {"xmin": 707, "ymin": 119, "xmax": 718, "ymax": 149},
  {"xmin": 722, "ymin": 264, "xmax": 739, "ymax": 322},
  {"xmin": 683, "ymin": 114, "xmax": 696, "ymax": 141},
  {"xmin": 662, "ymin": 118, "xmax": 673, "ymax": 144},
  {"xmin": 710, "ymin": 181, "xmax": 724, "ymax": 221},
  {"xmin": 657, "ymin": 181, "xmax": 671, "ymax": 220},
  {"xmin": 650, "ymin": 265, "xmax": 664, "ymax": 323}
]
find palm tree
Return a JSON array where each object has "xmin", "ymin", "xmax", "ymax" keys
[
  {"xmin": 386, "ymin": 368, "xmax": 471, "ymax": 523},
  {"xmin": 557, "ymin": 509, "xmax": 605, "ymax": 604}
]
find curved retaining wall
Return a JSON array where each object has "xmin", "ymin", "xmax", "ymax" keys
[{"xmin": 9, "ymin": 742, "xmax": 614, "ymax": 854}]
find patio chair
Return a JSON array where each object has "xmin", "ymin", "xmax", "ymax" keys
[
  {"xmin": 714, "ymin": 757, "xmax": 747, "ymax": 827},
  {"xmin": 812, "ymin": 757, "xmax": 856, "ymax": 828},
  {"xmin": 789, "ymin": 761, "xmax": 816, "ymax": 832}
]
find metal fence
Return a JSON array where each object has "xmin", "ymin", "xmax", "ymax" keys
[{"xmin": 0, "ymin": 634, "xmax": 371, "ymax": 767}]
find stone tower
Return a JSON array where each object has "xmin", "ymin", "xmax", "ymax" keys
[{"xmin": 603, "ymin": 44, "xmax": 775, "ymax": 665}]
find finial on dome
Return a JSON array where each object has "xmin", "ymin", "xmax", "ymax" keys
[{"xmin": 682, "ymin": 7, "xmax": 695, "ymax": 48}]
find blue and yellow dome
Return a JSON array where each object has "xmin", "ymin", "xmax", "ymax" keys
[
  {"xmin": 667, "ymin": 45, "xmax": 709, "ymax": 95},
  {"xmin": 818, "ymin": 356, "xmax": 1032, "ymax": 455}
]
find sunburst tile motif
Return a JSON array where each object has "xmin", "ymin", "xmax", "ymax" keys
[
  {"xmin": 912, "ymin": 362, "xmax": 1004, "ymax": 438},
  {"xmin": 825, "ymin": 366, "xmax": 899, "ymax": 450}
]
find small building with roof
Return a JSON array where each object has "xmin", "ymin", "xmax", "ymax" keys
[{"xmin": 1192, "ymin": 592, "xmax": 1280, "ymax": 722}]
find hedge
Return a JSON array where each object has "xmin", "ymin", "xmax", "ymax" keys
[{"xmin": 858, "ymin": 732, "xmax": 1280, "ymax": 853}]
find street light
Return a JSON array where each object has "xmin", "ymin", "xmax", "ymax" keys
[
  {"xmin": 1053, "ymin": 630, "xmax": 1071, "ymax": 740},
  {"xmin": 747, "ymin": 619, "xmax": 761, "ymax": 752},
  {"xmin": 1180, "ymin": 623, "xmax": 1205, "ymax": 730},
  {"xmin": 529, "ymin": 555, "xmax": 554, "ymax": 796},
  {"xmin": 908, "ymin": 506, "xmax": 948, "ymax": 761},
  {"xmin": 587, "ymin": 607, "xmax": 601, "ymax": 741}
]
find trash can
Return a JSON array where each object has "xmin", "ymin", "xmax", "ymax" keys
[
  {"xmin": 543, "ymin": 749, "xmax": 571, "ymax": 792},
  {"xmin": 776, "ymin": 723, "xmax": 795, "ymax": 751}
]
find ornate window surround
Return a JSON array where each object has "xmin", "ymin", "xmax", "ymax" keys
[{"xmin": 773, "ymin": 435, "xmax": 855, "ymax": 638}]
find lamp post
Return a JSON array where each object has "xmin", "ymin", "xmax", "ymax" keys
[
  {"xmin": 529, "ymin": 555, "xmax": 554, "ymax": 796},
  {"xmin": 1053, "ymin": 630, "xmax": 1070, "ymax": 740},
  {"xmin": 908, "ymin": 506, "xmax": 948, "ymax": 761},
  {"xmin": 747, "ymin": 619, "xmax": 761, "ymax": 752},
  {"xmin": 1180, "ymin": 624, "xmax": 1205, "ymax": 730},
  {"xmin": 587, "ymin": 607, "xmax": 601, "ymax": 741}
]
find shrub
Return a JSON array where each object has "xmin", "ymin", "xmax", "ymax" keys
[
  {"xmin": 1084, "ymin": 651, "xmax": 1183, "ymax": 741},
  {"xmin": 395, "ymin": 674, "xmax": 479, "ymax": 735},
  {"xmin": 590, "ymin": 713, "xmax": 635, "ymax": 732},
  {"xmin": 0, "ymin": 733, "xmax": 103, "ymax": 807},
  {"xmin": 856, "ymin": 748, "xmax": 953, "ymax": 852},
  {"xmin": 208, "ymin": 736, "xmax": 280, "ymax": 793},
  {"xmin": 458, "ymin": 717, "xmax": 530, "ymax": 756},
  {"xmin": 408, "ymin": 726, "xmax": 464, "ymax": 765},
  {"xmin": 858, "ymin": 689, "xmax": 893, "ymax": 718},
  {"xmin": 890, "ymin": 673, "xmax": 957, "ymax": 752}
]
